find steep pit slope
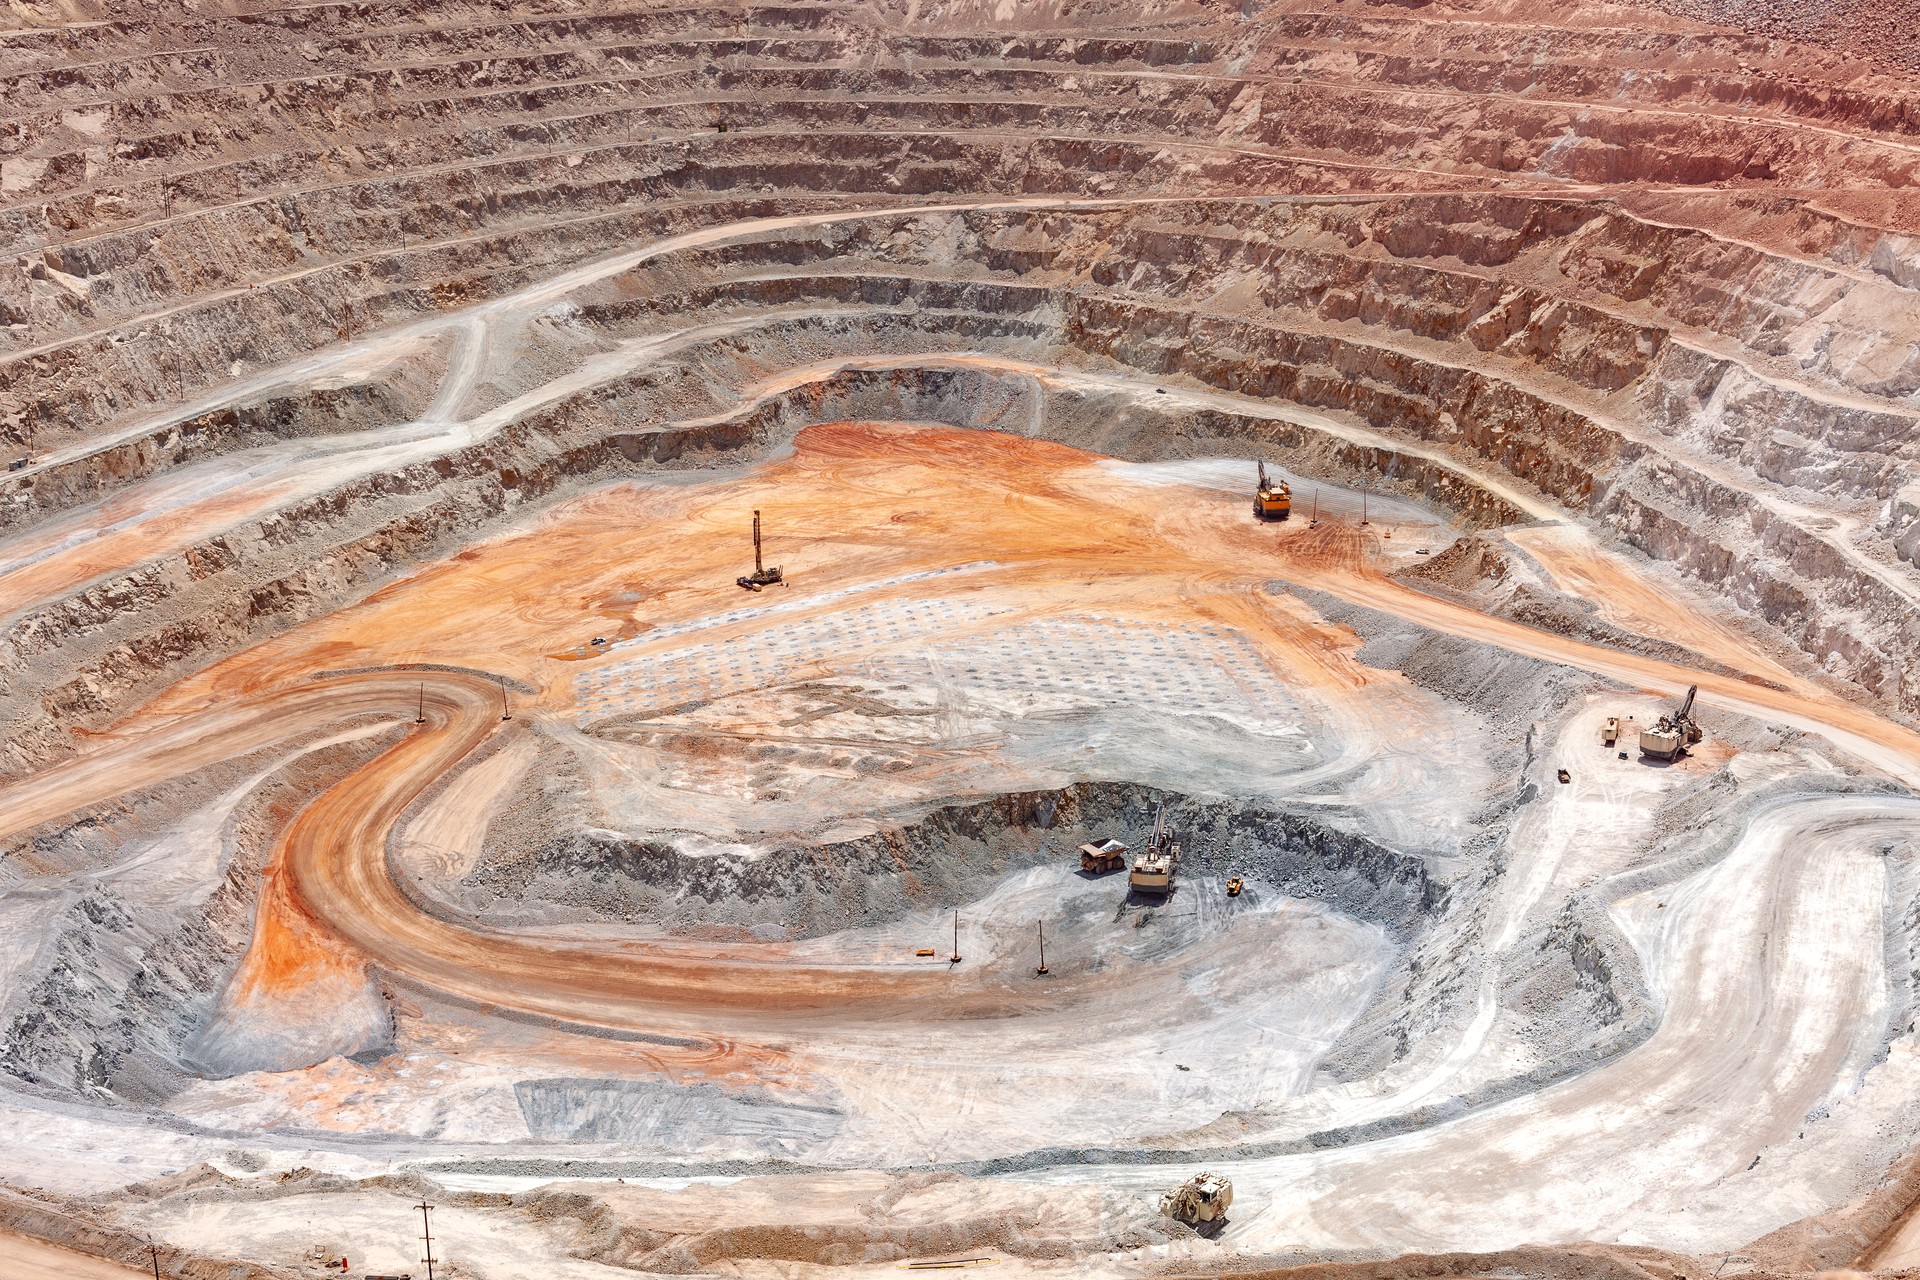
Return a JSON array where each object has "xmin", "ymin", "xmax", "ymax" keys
[{"xmin": 1, "ymin": 0, "xmax": 1919, "ymax": 759}]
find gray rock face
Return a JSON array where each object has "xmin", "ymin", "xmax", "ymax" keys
[
  {"xmin": 516, "ymin": 1077, "xmax": 844, "ymax": 1148},
  {"xmin": 464, "ymin": 781, "xmax": 1448, "ymax": 944}
]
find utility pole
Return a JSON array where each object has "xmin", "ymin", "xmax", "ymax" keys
[
  {"xmin": 949, "ymin": 911, "xmax": 961, "ymax": 965},
  {"xmin": 1034, "ymin": 921, "xmax": 1048, "ymax": 976},
  {"xmin": 500, "ymin": 676, "xmax": 511, "ymax": 721},
  {"xmin": 415, "ymin": 682, "xmax": 426, "ymax": 725},
  {"xmin": 417, "ymin": 1201, "xmax": 437, "ymax": 1280},
  {"xmin": 1360, "ymin": 480, "xmax": 1370, "ymax": 526},
  {"xmin": 1309, "ymin": 489, "xmax": 1319, "ymax": 527},
  {"xmin": 146, "ymin": 1239, "xmax": 161, "ymax": 1280}
]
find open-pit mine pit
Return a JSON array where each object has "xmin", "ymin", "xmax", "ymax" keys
[{"xmin": 6, "ymin": 2, "xmax": 1920, "ymax": 1278}]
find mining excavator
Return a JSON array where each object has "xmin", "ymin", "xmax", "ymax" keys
[
  {"xmin": 1161, "ymin": 1172, "xmax": 1233, "ymax": 1226},
  {"xmin": 736, "ymin": 509, "xmax": 784, "ymax": 592},
  {"xmin": 1129, "ymin": 803, "xmax": 1180, "ymax": 895},
  {"xmin": 1254, "ymin": 462, "xmax": 1291, "ymax": 521},
  {"xmin": 1639, "ymin": 685, "xmax": 1704, "ymax": 761}
]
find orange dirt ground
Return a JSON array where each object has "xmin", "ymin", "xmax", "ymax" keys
[
  {"xmin": 5, "ymin": 421, "xmax": 1916, "ymax": 1046},
  {"xmin": 0, "ymin": 1232, "xmax": 150, "ymax": 1280}
]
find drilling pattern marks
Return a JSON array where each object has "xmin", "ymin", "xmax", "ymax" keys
[{"xmin": 578, "ymin": 599, "xmax": 1302, "ymax": 736}]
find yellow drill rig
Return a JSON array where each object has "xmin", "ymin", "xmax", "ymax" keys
[
  {"xmin": 736, "ymin": 509, "xmax": 784, "ymax": 592},
  {"xmin": 1254, "ymin": 462, "xmax": 1291, "ymax": 521}
]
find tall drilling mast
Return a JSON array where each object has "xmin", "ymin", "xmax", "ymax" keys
[{"xmin": 737, "ymin": 509, "xmax": 785, "ymax": 591}]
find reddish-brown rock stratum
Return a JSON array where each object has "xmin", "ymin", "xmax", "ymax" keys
[
  {"xmin": 0, "ymin": 0, "xmax": 1916, "ymax": 744},
  {"xmin": 1631, "ymin": 0, "xmax": 1920, "ymax": 74},
  {"xmin": 3, "ymin": 1, "xmax": 1920, "ymax": 1277}
]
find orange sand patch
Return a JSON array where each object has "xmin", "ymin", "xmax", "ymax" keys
[
  {"xmin": 151, "ymin": 420, "xmax": 1390, "ymax": 723},
  {"xmin": 1506, "ymin": 523, "xmax": 1814, "ymax": 694},
  {"xmin": 225, "ymin": 856, "xmax": 370, "ymax": 1006},
  {"xmin": 0, "ymin": 474, "xmax": 313, "ymax": 623}
]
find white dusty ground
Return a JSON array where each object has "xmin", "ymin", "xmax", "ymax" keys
[{"xmin": 1038, "ymin": 792, "xmax": 1920, "ymax": 1257}]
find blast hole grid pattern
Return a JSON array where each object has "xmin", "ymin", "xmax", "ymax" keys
[{"xmin": 577, "ymin": 598, "xmax": 1298, "ymax": 731}]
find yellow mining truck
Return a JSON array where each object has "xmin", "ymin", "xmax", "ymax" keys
[
  {"xmin": 1254, "ymin": 461, "xmax": 1291, "ymax": 521},
  {"xmin": 1161, "ymin": 1172, "xmax": 1233, "ymax": 1226},
  {"xmin": 1080, "ymin": 838, "xmax": 1129, "ymax": 874}
]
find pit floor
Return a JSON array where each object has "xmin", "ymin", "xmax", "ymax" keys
[{"xmin": 5, "ymin": 422, "xmax": 1920, "ymax": 1272}]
